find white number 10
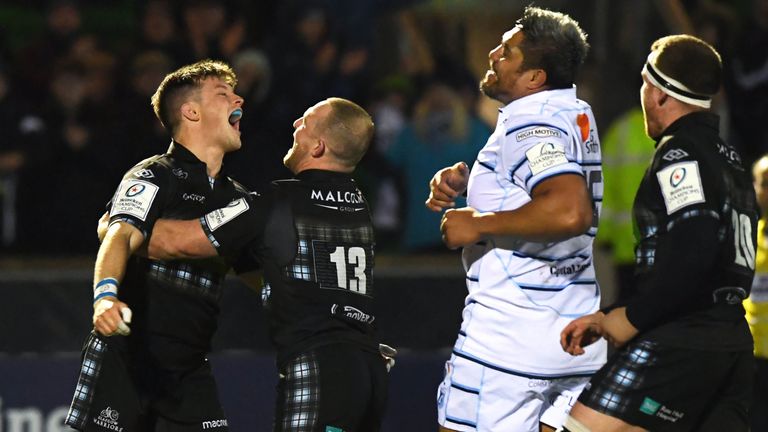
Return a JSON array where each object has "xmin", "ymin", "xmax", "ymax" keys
[
  {"xmin": 329, "ymin": 246, "xmax": 367, "ymax": 294},
  {"xmin": 732, "ymin": 210, "xmax": 755, "ymax": 270}
]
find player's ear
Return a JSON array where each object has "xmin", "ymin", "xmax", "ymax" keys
[
  {"xmin": 656, "ymin": 88, "xmax": 669, "ymax": 107},
  {"xmin": 312, "ymin": 139, "xmax": 326, "ymax": 158},
  {"xmin": 528, "ymin": 69, "xmax": 547, "ymax": 90},
  {"xmin": 180, "ymin": 102, "xmax": 200, "ymax": 122}
]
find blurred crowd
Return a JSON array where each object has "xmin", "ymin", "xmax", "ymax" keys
[{"xmin": 0, "ymin": 0, "xmax": 765, "ymax": 258}]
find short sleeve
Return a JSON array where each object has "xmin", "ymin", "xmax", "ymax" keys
[
  {"xmin": 502, "ymin": 119, "xmax": 584, "ymax": 194},
  {"xmin": 201, "ymin": 192, "xmax": 269, "ymax": 258},
  {"xmin": 108, "ymin": 162, "xmax": 171, "ymax": 237},
  {"xmin": 652, "ymin": 137, "xmax": 716, "ymax": 218}
]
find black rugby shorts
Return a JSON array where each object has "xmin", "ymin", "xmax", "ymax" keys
[
  {"xmin": 578, "ymin": 339, "xmax": 753, "ymax": 432},
  {"xmin": 274, "ymin": 343, "xmax": 388, "ymax": 432},
  {"xmin": 66, "ymin": 332, "xmax": 229, "ymax": 431}
]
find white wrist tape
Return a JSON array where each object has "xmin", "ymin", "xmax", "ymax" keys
[
  {"xmin": 116, "ymin": 307, "xmax": 132, "ymax": 336},
  {"xmin": 94, "ymin": 277, "xmax": 119, "ymax": 303}
]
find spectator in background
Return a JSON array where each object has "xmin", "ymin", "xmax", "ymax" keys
[
  {"xmin": 725, "ymin": 0, "xmax": 768, "ymax": 166},
  {"xmin": 748, "ymin": 154, "xmax": 768, "ymax": 432},
  {"xmin": 131, "ymin": 0, "xmax": 188, "ymax": 67},
  {"xmin": 16, "ymin": 0, "xmax": 83, "ymax": 98},
  {"xmin": 269, "ymin": 3, "xmax": 339, "ymax": 122},
  {"xmin": 387, "ymin": 81, "xmax": 489, "ymax": 252},
  {"xmin": 16, "ymin": 60, "xmax": 90, "ymax": 252},
  {"xmin": 0, "ymin": 64, "xmax": 26, "ymax": 250},
  {"xmin": 363, "ymin": 76, "xmax": 413, "ymax": 243},
  {"xmin": 224, "ymin": 48, "xmax": 291, "ymax": 190},
  {"xmin": 181, "ymin": 0, "xmax": 246, "ymax": 62},
  {"xmin": 0, "ymin": 64, "xmax": 25, "ymax": 183},
  {"xmin": 597, "ymin": 106, "xmax": 655, "ymax": 302},
  {"xmin": 122, "ymin": 50, "xmax": 174, "ymax": 163}
]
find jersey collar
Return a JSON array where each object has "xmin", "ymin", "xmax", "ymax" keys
[
  {"xmin": 295, "ymin": 169, "xmax": 353, "ymax": 183},
  {"xmin": 498, "ymin": 85, "xmax": 578, "ymax": 121},
  {"xmin": 167, "ymin": 140, "xmax": 230, "ymax": 177},
  {"xmin": 656, "ymin": 111, "xmax": 719, "ymax": 145}
]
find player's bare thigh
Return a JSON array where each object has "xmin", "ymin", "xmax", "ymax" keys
[{"xmin": 567, "ymin": 402, "xmax": 648, "ymax": 432}]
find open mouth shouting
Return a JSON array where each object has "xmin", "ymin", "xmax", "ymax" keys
[{"xmin": 228, "ymin": 108, "xmax": 243, "ymax": 132}]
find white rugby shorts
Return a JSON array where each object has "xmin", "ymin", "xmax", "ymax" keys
[{"xmin": 436, "ymin": 354, "xmax": 588, "ymax": 431}]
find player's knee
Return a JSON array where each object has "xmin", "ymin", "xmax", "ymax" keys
[{"xmin": 557, "ymin": 415, "xmax": 592, "ymax": 432}]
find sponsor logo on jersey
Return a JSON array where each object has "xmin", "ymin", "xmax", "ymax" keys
[
  {"xmin": 716, "ymin": 142, "xmax": 742, "ymax": 164},
  {"xmin": 172, "ymin": 168, "xmax": 188, "ymax": 179},
  {"xmin": 111, "ymin": 180, "xmax": 159, "ymax": 221},
  {"xmin": 93, "ymin": 407, "xmax": 123, "ymax": 431},
  {"xmin": 310, "ymin": 189, "xmax": 364, "ymax": 204},
  {"xmin": 662, "ymin": 148, "xmax": 689, "ymax": 161},
  {"xmin": 657, "ymin": 161, "xmax": 704, "ymax": 214},
  {"xmin": 201, "ymin": 419, "xmax": 228, "ymax": 429},
  {"xmin": 639, "ymin": 397, "xmax": 685, "ymax": 423},
  {"xmin": 550, "ymin": 262, "xmax": 590, "ymax": 276},
  {"xmin": 133, "ymin": 168, "xmax": 154, "ymax": 179},
  {"xmin": 528, "ymin": 379, "xmax": 550, "ymax": 388},
  {"xmin": 204, "ymin": 198, "xmax": 249, "ymax": 231},
  {"xmin": 669, "ymin": 167, "xmax": 686, "ymax": 187},
  {"xmin": 584, "ymin": 129, "xmax": 598, "ymax": 154},
  {"xmin": 515, "ymin": 126, "xmax": 561, "ymax": 142},
  {"xmin": 182, "ymin": 193, "xmax": 206, "ymax": 203},
  {"xmin": 331, "ymin": 304, "xmax": 375, "ymax": 324},
  {"xmin": 576, "ymin": 113, "xmax": 590, "ymax": 142},
  {"xmin": 526, "ymin": 142, "xmax": 569, "ymax": 175},
  {"xmin": 712, "ymin": 286, "xmax": 747, "ymax": 305},
  {"xmin": 639, "ymin": 397, "xmax": 661, "ymax": 415},
  {"xmin": 126, "ymin": 184, "xmax": 146, "ymax": 197}
]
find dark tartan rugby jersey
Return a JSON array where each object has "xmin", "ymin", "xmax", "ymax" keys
[
  {"xmin": 204, "ymin": 169, "xmax": 379, "ymax": 366},
  {"xmin": 627, "ymin": 112, "xmax": 756, "ymax": 350},
  {"xmin": 108, "ymin": 141, "xmax": 250, "ymax": 369}
]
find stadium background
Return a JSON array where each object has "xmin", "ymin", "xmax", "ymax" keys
[{"xmin": 0, "ymin": 0, "xmax": 764, "ymax": 430}]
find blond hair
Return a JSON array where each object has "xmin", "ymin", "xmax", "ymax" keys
[{"xmin": 321, "ymin": 98, "xmax": 374, "ymax": 168}]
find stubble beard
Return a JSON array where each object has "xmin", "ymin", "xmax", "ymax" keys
[{"xmin": 480, "ymin": 67, "xmax": 505, "ymax": 102}]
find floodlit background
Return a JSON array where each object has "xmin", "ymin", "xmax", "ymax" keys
[{"xmin": 0, "ymin": 0, "xmax": 765, "ymax": 430}]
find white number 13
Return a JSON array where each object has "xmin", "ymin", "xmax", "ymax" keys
[{"xmin": 329, "ymin": 246, "xmax": 367, "ymax": 294}]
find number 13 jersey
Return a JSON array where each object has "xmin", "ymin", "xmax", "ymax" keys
[{"xmin": 204, "ymin": 169, "xmax": 379, "ymax": 366}]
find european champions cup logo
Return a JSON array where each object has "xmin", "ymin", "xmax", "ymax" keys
[
  {"xmin": 670, "ymin": 167, "xmax": 686, "ymax": 187},
  {"xmin": 540, "ymin": 142, "xmax": 558, "ymax": 155},
  {"xmin": 126, "ymin": 184, "xmax": 146, "ymax": 197}
]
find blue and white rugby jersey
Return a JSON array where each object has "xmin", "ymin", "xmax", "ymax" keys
[{"xmin": 456, "ymin": 87, "xmax": 607, "ymax": 377}]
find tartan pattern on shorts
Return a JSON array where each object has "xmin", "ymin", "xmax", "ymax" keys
[
  {"xmin": 65, "ymin": 332, "xmax": 107, "ymax": 430},
  {"xmin": 279, "ymin": 351, "xmax": 321, "ymax": 432},
  {"xmin": 581, "ymin": 340, "xmax": 659, "ymax": 416}
]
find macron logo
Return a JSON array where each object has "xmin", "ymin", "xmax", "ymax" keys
[{"xmin": 202, "ymin": 419, "xmax": 228, "ymax": 429}]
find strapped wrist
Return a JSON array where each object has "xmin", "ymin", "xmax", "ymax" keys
[{"xmin": 94, "ymin": 277, "xmax": 119, "ymax": 303}]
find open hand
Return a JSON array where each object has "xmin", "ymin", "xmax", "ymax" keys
[{"xmin": 560, "ymin": 312, "xmax": 605, "ymax": 356}]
